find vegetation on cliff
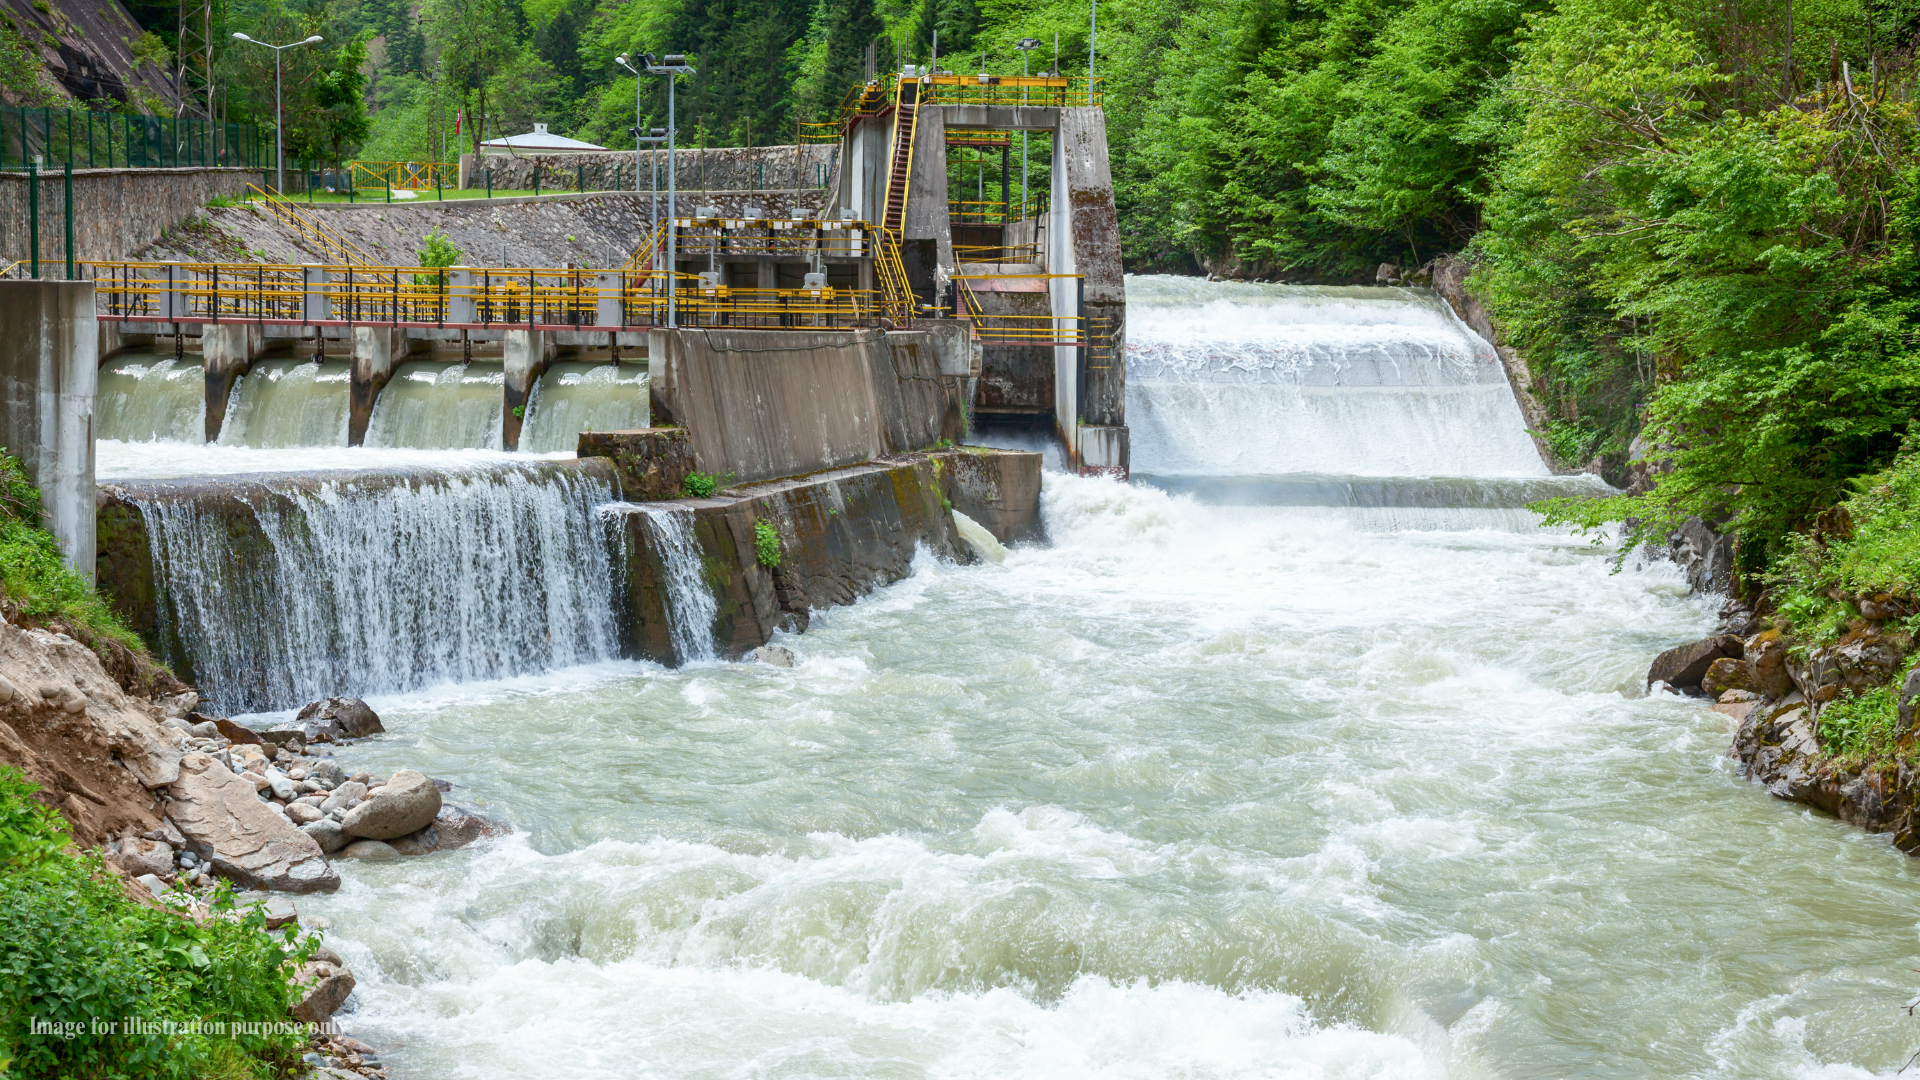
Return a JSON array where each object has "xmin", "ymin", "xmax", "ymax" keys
[
  {"xmin": 0, "ymin": 451, "xmax": 149, "ymax": 662},
  {"xmin": 0, "ymin": 767, "xmax": 314, "ymax": 1080}
]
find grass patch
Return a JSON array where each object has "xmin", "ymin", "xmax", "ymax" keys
[
  {"xmin": 0, "ymin": 450, "xmax": 146, "ymax": 657},
  {"xmin": 1816, "ymin": 685, "xmax": 1902, "ymax": 764},
  {"xmin": 1772, "ymin": 452, "xmax": 1920, "ymax": 645},
  {"xmin": 0, "ymin": 768, "xmax": 315, "ymax": 1079},
  {"xmin": 681, "ymin": 472, "xmax": 717, "ymax": 498}
]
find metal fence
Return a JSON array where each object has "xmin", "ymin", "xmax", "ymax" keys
[{"xmin": 0, "ymin": 105, "xmax": 273, "ymax": 172}]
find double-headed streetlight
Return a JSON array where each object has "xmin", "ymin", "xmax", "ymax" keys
[
  {"xmin": 232, "ymin": 31, "xmax": 324, "ymax": 196},
  {"xmin": 614, "ymin": 54, "xmax": 671, "ymax": 273},
  {"xmin": 621, "ymin": 52, "xmax": 695, "ymax": 327}
]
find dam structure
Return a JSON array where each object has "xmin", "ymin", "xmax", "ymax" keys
[{"xmin": 3, "ymin": 69, "xmax": 1121, "ymax": 711}]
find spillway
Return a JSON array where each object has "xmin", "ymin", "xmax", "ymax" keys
[
  {"xmin": 519, "ymin": 362, "xmax": 650, "ymax": 453},
  {"xmin": 217, "ymin": 359, "xmax": 353, "ymax": 448},
  {"xmin": 104, "ymin": 460, "xmax": 623, "ymax": 713},
  {"xmin": 364, "ymin": 361, "xmax": 507, "ymax": 450},
  {"xmin": 97, "ymin": 353, "xmax": 205, "ymax": 443}
]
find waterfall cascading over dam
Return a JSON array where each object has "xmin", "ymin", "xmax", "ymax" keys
[
  {"xmin": 1126, "ymin": 277, "xmax": 1551, "ymax": 480},
  {"xmin": 364, "ymin": 361, "xmax": 507, "ymax": 450},
  {"xmin": 634, "ymin": 506, "xmax": 718, "ymax": 663},
  {"xmin": 519, "ymin": 363, "xmax": 651, "ymax": 453},
  {"xmin": 1123, "ymin": 276, "xmax": 1606, "ymax": 526},
  {"xmin": 217, "ymin": 359, "xmax": 353, "ymax": 448},
  {"xmin": 97, "ymin": 353, "xmax": 206, "ymax": 443},
  {"xmin": 106, "ymin": 460, "xmax": 625, "ymax": 713}
]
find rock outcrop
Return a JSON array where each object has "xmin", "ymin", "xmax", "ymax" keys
[
  {"xmin": 339, "ymin": 769, "xmax": 441, "ymax": 841},
  {"xmin": 1646, "ymin": 634, "xmax": 1744, "ymax": 694},
  {"xmin": 285, "ymin": 697, "xmax": 386, "ymax": 743},
  {"xmin": 0, "ymin": 619, "xmax": 184, "ymax": 844},
  {"xmin": 166, "ymin": 752, "xmax": 339, "ymax": 893}
]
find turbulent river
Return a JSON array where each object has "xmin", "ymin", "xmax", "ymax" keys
[{"xmin": 182, "ymin": 276, "xmax": 1920, "ymax": 1078}]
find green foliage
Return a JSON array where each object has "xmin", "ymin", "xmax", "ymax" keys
[
  {"xmin": 1505, "ymin": 0, "xmax": 1920, "ymax": 572},
  {"xmin": 0, "ymin": 768, "xmax": 313, "ymax": 1080},
  {"xmin": 129, "ymin": 31, "xmax": 169, "ymax": 71},
  {"xmin": 681, "ymin": 472, "xmax": 717, "ymax": 498},
  {"xmin": 1765, "ymin": 452, "xmax": 1920, "ymax": 642},
  {"xmin": 1817, "ymin": 685, "xmax": 1901, "ymax": 762},
  {"xmin": 0, "ymin": 450, "xmax": 145, "ymax": 655},
  {"xmin": 417, "ymin": 228, "xmax": 464, "ymax": 268},
  {"xmin": 754, "ymin": 519, "xmax": 782, "ymax": 567},
  {"xmin": 1538, "ymin": 421, "xmax": 1599, "ymax": 468},
  {"xmin": 0, "ymin": 17, "xmax": 48, "ymax": 105}
]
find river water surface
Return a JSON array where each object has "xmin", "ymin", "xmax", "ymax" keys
[{"xmin": 216, "ymin": 277, "xmax": 1920, "ymax": 1078}]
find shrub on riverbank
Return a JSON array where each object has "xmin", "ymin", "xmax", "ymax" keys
[
  {"xmin": 0, "ymin": 450, "xmax": 150, "ymax": 659},
  {"xmin": 0, "ymin": 767, "xmax": 313, "ymax": 1079}
]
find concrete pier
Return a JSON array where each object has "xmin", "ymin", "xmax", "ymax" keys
[
  {"xmin": 502, "ymin": 329, "xmax": 556, "ymax": 451},
  {"xmin": 0, "ymin": 280, "xmax": 97, "ymax": 578},
  {"xmin": 349, "ymin": 327, "xmax": 409, "ymax": 446},
  {"xmin": 201, "ymin": 323, "xmax": 265, "ymax": 443}
]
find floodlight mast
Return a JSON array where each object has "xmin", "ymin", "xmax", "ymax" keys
[
  {"xmin": 232, "ymin": 31, "xmax": 324, "ymax": 196},
  {"xmin": 645, "ymin": 52, "xmax": 696, "ymax": 328}
]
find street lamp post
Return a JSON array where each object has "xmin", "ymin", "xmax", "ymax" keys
[
  {"xmin": 644, "ymin": 53, "xmax": 696, "ymax": 328},
  {"xmin": 1016, "ymin": 38, "xmax": 1039, "ymax": 221},
  {"xmin": 232, "ymin": 31, "xmax": 324, "ymax": 196}
]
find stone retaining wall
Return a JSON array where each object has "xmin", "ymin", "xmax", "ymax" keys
[
  {"xmin": 460, "ymin": 144, "xmax": 837, "ymax": 199},
  {"xmin": 0, "ymin": 167, "xmax": 256, "ymax": 266}
]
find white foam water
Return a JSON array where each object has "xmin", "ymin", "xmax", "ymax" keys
[
  {"xmin": 96, "ymin": 353, "xmax": 205, "ymax": 443},
  {"xmin": 296, "ymin": 473, "xmax": 1920, "ymax": 1079},
  {"xmin": 124, "ymin": 462, "xmax": 622, "ymax": 712}
]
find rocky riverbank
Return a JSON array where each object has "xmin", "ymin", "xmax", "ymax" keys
[
  {"xmin": 0, "ymin": 608, "xmax": 506, "ymax": 1078},
  {"xmin": 1653, "ymin": 605, "xmax": 1920, "ymax": 851}
]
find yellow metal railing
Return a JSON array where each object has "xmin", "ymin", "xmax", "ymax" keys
[
  {"xmin": 954, "ymin": 241, "xmax": 1042, "ymax": 264},
  {"xmin": 874, "ymin": 227, "xmax": 915, "ymax": 323},
  {"xmin": 351, "ymin": 160, "xmax": 457, "ymax": 191},
  {"xmin": 245, "ymin": 185, "xmax": 376, "ymax": 266},
  {"xmin": 798, "ymin": 121, "xmax": 843, "ymax": 144},
  {"xmin": 921, "ymin": 74, "xmax": 1101, "ymax": 108},
  {"xmin": 953, "ymin": 271, "xmax": 1086, "ymax": 344},
  {"xmin": 82, "ymin": 260, "xmax": 896, "ymax": 331}
]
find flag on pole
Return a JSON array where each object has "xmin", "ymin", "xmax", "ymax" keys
[{"xmin": 455, "ymin": 108, "xmax": 464, "ymax": 136}]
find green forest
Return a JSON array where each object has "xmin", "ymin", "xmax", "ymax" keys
[{"xmin": 48, "ymin": 0, "xmax": 1920, "ymax": 593}]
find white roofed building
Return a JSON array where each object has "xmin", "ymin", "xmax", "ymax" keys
[{"xmin": 479, "ymin": 123, "xmax": 615, "ymax": 155}]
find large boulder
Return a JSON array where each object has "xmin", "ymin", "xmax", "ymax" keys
[
  {"xmin": 340, "ymin": 769, "xmax": 441, "ymax": 841},
  {"xmin": 1744, "ymin": 631, "xmax": 1795, "ymax": 699},
  {"xmin": 165, "ymin": 752, "xmax": 339, "ymax": 893},
  {"xmin": 291, "ymin": 959, "xmax": 355, "ymax": 1024},
  {"xmin": 281, "ymin": 697, "xmax": 384, "ymax": 744},
  {"xmin": 1647, "ymin": 634, "xmax": 1744, "ymax": 693},
  {"xmin": 1700, "ymin": 657, "xmax": 1760, "ymax": 700}
]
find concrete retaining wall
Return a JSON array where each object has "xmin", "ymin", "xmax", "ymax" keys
[
  {"xmin": 606, "ymin": 447, "xmax": 1041, "ymax": 664},
  {"xmin": 645, "ymin": 327, "xmax": 962, "ymax": 485},
  {"xmin": 460, "ymin": 145, "xmax": 838, "ymax": 196},
  {"xmin": 0, "ymin": 167, "xmax": 256, "ymax": 266},
  {"xmin": 0, "ymin": 280, "xmax": 95, "ymax": 578}
]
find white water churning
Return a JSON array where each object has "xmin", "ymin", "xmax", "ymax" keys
[{"xmin": 120, "ymin": 462, "xmax": 623, "ymax": 712}]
